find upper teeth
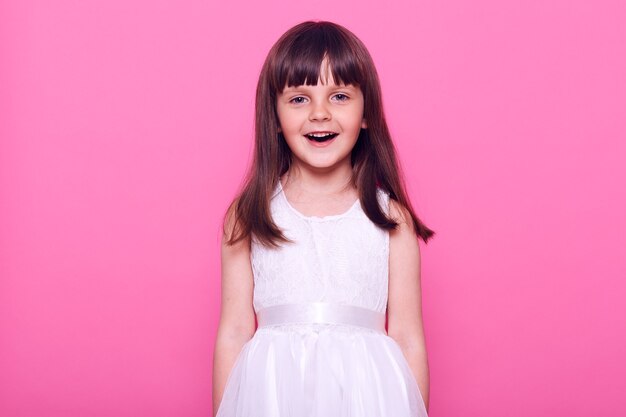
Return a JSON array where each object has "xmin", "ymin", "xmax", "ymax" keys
[{"xmin": 308, "ymin": 132, "xmax": 335, "ymax": 137}]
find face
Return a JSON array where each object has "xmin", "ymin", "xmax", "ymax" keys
[{"xmin": 275, "ymin": 61, "xmax": 367, "ymax": 174}]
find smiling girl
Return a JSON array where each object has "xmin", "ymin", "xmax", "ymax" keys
[{"xmin": 213, "ymin": 20, "xmax": 435, "ymax": 417}]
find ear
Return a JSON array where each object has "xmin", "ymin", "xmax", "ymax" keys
[{"xmin": 361, "ymin": 118, "xmax": 367, "ymax": 129}]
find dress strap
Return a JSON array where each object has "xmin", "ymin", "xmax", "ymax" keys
[{"xmin": 256, "ymin": 302, "xmax": 387, "ymax": 333}]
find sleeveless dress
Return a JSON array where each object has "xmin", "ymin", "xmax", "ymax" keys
[{"xmin": 216, "ymin": 181, "xmax": 429, "ymax": 417}]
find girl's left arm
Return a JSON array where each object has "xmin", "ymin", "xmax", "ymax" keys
[{"xmin": 387, "ymin": 199, "xmax": 430, "ymax": 412}]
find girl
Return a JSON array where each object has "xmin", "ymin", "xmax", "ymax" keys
[{"xmin": 213, "ymin": 20, "xmax": 435, "ymax": 417}]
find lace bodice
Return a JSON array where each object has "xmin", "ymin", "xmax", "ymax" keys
[{"xmin": 250, "ymin": 181, "xmax": 390, "ymax": 314}]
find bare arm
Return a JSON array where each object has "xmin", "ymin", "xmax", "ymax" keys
[
  {"xmin": 212, "ymin": 203, "xmax": 256, "ymax": 417},
  {"xmin": 387, "ymin": 199, "xmax": 430, "ymax": 412}
]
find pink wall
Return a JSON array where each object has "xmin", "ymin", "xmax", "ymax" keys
[{"xmin": 1, "ymin": 1, "xmax": 624, "ymax": 416}]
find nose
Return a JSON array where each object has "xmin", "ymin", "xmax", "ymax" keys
[{"xmin": 309, "ymin": 100, "xmax": 331, "ymax": 122}]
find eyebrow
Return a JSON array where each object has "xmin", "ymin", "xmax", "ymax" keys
[{"xmin": 283, "ymin": 84, "xmax": 356, "ymax": 92}]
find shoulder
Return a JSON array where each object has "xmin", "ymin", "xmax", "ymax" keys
[
  {"xmin": 387, "ymin": 198, "xmax": 421, "ymax": 283},
  {"xmin": 374, "ymin": 188, "xmax": 414, "ymax": 233},
  {"xmin": 386, "ymin": 197, "xmax": 424, "ymax": 344},
  {"xmin": 222, "ymin": 196, "xmax": 246, "ymax": 245},
  {"xmin": 387, "ymin": 198, "xmax": 416, "ymax": 234}
]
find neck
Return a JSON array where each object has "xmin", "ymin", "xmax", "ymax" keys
[{"xmin": 283, "ymin": 159, "xmax": 355, "ymax": 195}]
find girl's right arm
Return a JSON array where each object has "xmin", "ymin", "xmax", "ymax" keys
[{"xmin": 212, "ymin": 203, "xmax": 256, "ymax": 417}]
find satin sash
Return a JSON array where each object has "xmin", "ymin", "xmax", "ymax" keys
[{"xmin": 256, "ymin": 302, "xmax": 386, "ymax": 333}]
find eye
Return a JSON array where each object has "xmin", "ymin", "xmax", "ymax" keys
[
  {"xmin": 333, "ymin": 93, "xmax": 349, "ymax": 102},
  {"xmin": 289, "ymin": 96, "xmax": 307, "ymax": 104}
]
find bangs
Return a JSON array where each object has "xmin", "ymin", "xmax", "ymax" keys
[{"xmin": 270, "ymin": 26, "xmax": 365, "ymax": 94}]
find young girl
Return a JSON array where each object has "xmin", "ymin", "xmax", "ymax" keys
[{"xmin": 213, "ymin": 20, "xmax": 435, "ymax": 417}]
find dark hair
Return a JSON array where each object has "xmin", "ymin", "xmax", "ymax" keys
[{"xmin": 225, "ymin": 20, "xmax": 435, "ymax": 247}]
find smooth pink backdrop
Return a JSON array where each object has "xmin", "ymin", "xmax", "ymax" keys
[{"xmin": 1, "ymin": 1, "xmax": 624, "ymax": 416}]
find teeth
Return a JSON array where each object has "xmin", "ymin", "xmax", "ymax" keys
[{"xmin": 307, "ymin": 132, "xmax": 336, "ymax": 137}]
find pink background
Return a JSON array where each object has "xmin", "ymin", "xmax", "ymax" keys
[{"xmin": 1, "ymin": 1, "xmax": 625, "ymax": 416}]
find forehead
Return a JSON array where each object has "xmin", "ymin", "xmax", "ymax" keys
[
  {"xmin": 279, "ymin": 56, "xmax": 359, "ymax": 93},
  {"xmin": 282, "ymin": 82, "xmax": 358, "ymax": 92}
]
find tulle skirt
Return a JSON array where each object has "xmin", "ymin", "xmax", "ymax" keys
[{"xmin": 216, "ymin": 322, "xmax": 428, "ymax": 416}]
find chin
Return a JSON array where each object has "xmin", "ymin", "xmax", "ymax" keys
[{"xmin": 303, "ymin": 157, "xmax": 350, "ymax": 171}]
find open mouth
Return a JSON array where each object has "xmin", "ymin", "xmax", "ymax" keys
[{"xmin": 304, "ymin": 132, "xmax": 339, "ymax": 142}]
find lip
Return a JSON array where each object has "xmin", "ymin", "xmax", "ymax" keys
[
  {"xmin": 305, "ymin": 130, "xmax": 338, "ymax": 135},
  {"xmin": 303, "ymin": 133, "xmax": 338, "ymax": 148}
]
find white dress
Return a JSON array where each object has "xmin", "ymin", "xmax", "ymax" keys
[{"xmin": 216, "ymin": 180, "xmax": 429, "ymax": 417}]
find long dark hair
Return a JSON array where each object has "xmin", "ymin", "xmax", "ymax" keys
[{"xmin": 225, "ymin": 20, "xmax": 435, "ymax": 247}]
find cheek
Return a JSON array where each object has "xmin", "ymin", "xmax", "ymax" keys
[
  {"xmin": 339, "ymin": 106, "xmax": 364, "ymax": 123},
  {"xmin": 277, "ymin": 112, "xmax": 300, "ymax": 131},
  {"xmin": 275, "ymin": 105, "xmax": 291, "ymax": 125}
]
